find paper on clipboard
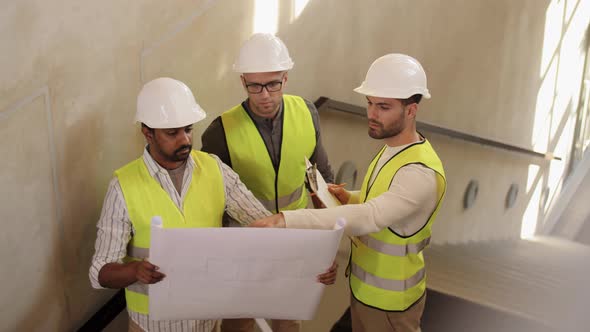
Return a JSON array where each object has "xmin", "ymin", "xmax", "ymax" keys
[{"xmin": 305, "ymin": 158, "xmax": 341, "ymax": 208}]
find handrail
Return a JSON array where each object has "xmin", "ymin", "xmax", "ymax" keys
[
  {"xmin": 77, "ymin": 290, "xmax": 125, "ymax": 332},
  {"xmin": 79, "ymin": 290, "xmax": 272, "ymax": 331},
  {"xmin": 314, "ymin": 97, "xmax": 561, "ymax": 161}
]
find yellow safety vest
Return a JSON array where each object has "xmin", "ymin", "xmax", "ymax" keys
[
  {"xmin": 221, "ymin": 95, "xmax": 316, "ymax": 213},
  {"xmin": 350, "ymin": 138, "xmax": 446, "ymax": 311},
  {"xmin": 115, "ymin": 150, "xmax": 225, "ymax": 314}
]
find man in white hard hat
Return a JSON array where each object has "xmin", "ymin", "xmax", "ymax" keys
[
  {"xmin": 251, "ymin": 54, "xmax": 447, "ymax": 332},
  {"xmin": 201, "ymin": 33, "xmax": 337, "ymax": 332},
  {"xmin": 89, "ymin": 77, "xmax": 273, "ymax": 332}
]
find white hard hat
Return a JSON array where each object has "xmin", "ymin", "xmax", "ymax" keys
[
  {"xmin": 135, "ymin": 77, "xmax": 206, "ymax": 129},
  {"xmin": 354, "ymin": 53, "xmax": 431, "ymax": 99},
  {"xmin": 233, "ymin": 33, "xmax": 294, "ymax": 73}
]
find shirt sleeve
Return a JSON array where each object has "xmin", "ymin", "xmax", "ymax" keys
[
  {"xmin": 201, "ymin": 116, "xmax": 232, "ymax": 167},
  {"xmin": 306, "ymin": 99, "xmax": 335, "ymax": 183},
  {"xmin": 283, "ymin": 164, "xmax": 438, "ymax": 236},
  {"xmin": 212, "ymin": 154, "xmax": 272, "ymax": 225},
  {"xmin": 89, "ymin": 178, "xmax": 132, "ymax": 289}
]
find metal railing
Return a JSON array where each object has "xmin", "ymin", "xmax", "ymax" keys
[
  {"xmin": 77, "ymin": 290, "xmax": 125, "ymax": 332},
  {"xmin": 314, "ymin": 97, "xmax": 561, "ymax": 161}
]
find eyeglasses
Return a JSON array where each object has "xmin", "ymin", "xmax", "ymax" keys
[{"xmin": 244, "ymin": 80, "xmax": 284, "ymax": 94}]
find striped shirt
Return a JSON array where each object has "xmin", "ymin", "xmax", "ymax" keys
[{"xmin": 89, "ymin": 148, "xmax": 271, "ymax": 332}]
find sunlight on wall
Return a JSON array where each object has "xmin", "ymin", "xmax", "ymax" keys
[
  {"xmin": 216, "ymin": 61, "xmax": 230, "ymax": 81},
  {"xmin": 524, "ymin": 0, "xmax": 590, "ymax": 238},
  {"xmin": 581, "ymin": 82, "xmax": 590, "ymax": 151},
  {"xmin": 565, "ymin": 0, "xmax": 580, "ymax": 22},
  {"xmin": 522, "ymin": 165, "xmax": 542, "ymax": 238},
  {"xmin": 526, "ymin": 164, "xmax": 542, "ymax": 193},
  {"xmin": 532, "ymin": 59, "xmax": 557, "ymax": 152},
  {"xmin": 253, "ymin": 0, "xmax": 279, "ymax": 34},
  {"xmin": 291, "ymin": 0, "xmax": 310, "ymax": 22},
  {"xmin": 552, "ymin": 9, "xmax": 586, "ymax": 135},
  {"xmin": 540, "ymin": 0, "xmax": 564, "ymax": 76}
]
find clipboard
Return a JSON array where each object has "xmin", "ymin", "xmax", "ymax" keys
[{"xmin": 305, "ymin": 158, "xmax": 342, "ymax": 208}]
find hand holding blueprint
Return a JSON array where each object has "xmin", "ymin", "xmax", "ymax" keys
[{"xmin": 148, "ymin": 217, "xmax": 346, "ymax": 321}]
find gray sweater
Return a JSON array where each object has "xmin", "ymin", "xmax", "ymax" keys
[{"xmin": 201, "ymin": 97, "xmax": 334, "ymax": 183}]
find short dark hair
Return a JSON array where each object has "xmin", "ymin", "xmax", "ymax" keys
[
  {"xmin": 141, "ymin": 123, "xmax": 154, "ymax": 131},
  {"xmin": 400, "ymin": 94, "xmax": 422, "ymax": 106}
]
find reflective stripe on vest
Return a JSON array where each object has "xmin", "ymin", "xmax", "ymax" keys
[
  {"xmin": 116, "ymin": 150, "xmax": 225, "ymax": 314},
  {"xmin": 127, "ymin": 282, "xmax": 148, "ymax": 295},
  {"xmin": 357, "ymin": 235, "xmax": 430, "ymax": 256},
  {"xmin": 351, "ymin": 264, "xmax": 426, "ymax": 291},
  {"xmin": 350, "ymin": 138, "xmax": 446, "ymax": 311},
  {"xmin": 221, "ymin": 95, "xmax": 316, "ymax": 213},
  {"xmin": 255, "ymin": 185, "xmax": 304, "ymax": 212}
]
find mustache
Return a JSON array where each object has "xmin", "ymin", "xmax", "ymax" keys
[
  {"xmin": 174, "ymin": 145, "xmax": 192, "ymax": 154},
  {"xmin": 368, "ymin": 120, "xmax": 382, "ymax": 127}
]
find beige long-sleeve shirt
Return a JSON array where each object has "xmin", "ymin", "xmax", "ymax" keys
[{"xmin": 283, "ymin": 142, "xmax": 439, "ymax": 237}]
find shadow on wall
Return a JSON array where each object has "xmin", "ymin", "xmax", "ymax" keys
[
  {"xmin": 12, "ymin": 241, "xmax": 69, "ymax": 332},
  {"xmin": 0, "ymin": 90, "xmax": 70, "ymax": 331},
  {"xmin": 60, "ymin": 107, "xmax": 117, "ymax": 326},
  {"xmin": 59, "ymin": 96, "xmax": 145, "ymax": 327}
]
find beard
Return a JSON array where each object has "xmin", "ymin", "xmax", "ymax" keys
[
  {"xmin": 154, "ymin": 144, "xmax": 192, "ymax": 163},
  {"xmin": 170, "ymin": 144, "xmax": 192, "ymax": 161},
  {"xmin": 368, "ymin": 119, "xmax": 405, "ymax": 139},
  {"xmin": 368, "ymin": 105, "xmax": 407, "ymax": 139}
]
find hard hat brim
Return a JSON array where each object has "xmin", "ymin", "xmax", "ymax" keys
[
  {"xmin": 232, "ymin": 61, "xmax": 294, "ymax": 73},
  {"xmin": 135, "ymin": 106, "xmax": 207, "ymax": 129},
  {"xmin": 353, "ymin": 85, "xmax": 431, "ymax": 99}
]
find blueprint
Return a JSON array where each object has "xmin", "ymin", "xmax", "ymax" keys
[{"xmin": 148, "ymin": 217, "xmax": 345, "ymax": 320}]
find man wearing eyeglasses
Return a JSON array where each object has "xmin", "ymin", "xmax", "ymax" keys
[{"xmin": 201, "ymin": 33, "xmax": 336, "ymax": 332}]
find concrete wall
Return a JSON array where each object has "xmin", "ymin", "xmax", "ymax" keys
[
  {"xmin": 306, "ymin": 0, "xmax": 588, "ymax": 245},
  {"xmin": 1, "ymin": 0, "xmax": 588, "ymax": 330},
  {"xmin": 575, "ymin": 214, "xmax": 590, "ymax": 245}
]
